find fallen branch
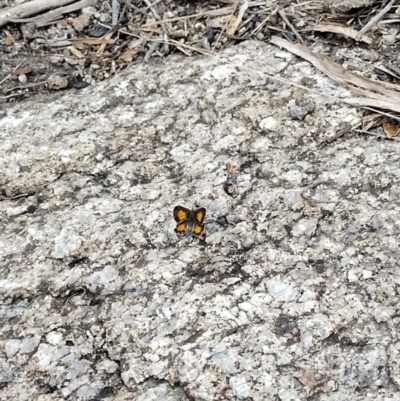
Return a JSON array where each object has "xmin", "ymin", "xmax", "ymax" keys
[
  {"xmin": 270, "ymin": 36, "xmax": 400, "ymax": 114},
  {"xmin": 10, "ymin": 0, "xmax": 96, "ymax": 27},
  {"xmin": 0, "ymin": 0, "xmax": 77, "ymax": 27}
]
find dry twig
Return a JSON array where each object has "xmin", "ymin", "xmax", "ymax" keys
[
  {"xmin": 314, "ymin": 23, "xmax": 372, "ymax": 44},
  {"xmin": 0, "ymin": 60, "xmax": 24, "ymax": 86},
  {"xmin": 226, "ymin": 0, "xmax": 248, "ymax": 36},
  {"xmin": 278, "ymin": 8, "xmax": 304, "ymax": 44},
  {"xmin": 142, "ymin": 0, "xmax": 169, "ymax": 53},
  {"xmin": 356, "ymin": 0, "xmax": 397, "ymax": 40}
]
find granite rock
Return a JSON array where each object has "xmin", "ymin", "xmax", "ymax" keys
[{"xmin": 1, "ymin": 40, "xmax": 400, "ymax": 401}]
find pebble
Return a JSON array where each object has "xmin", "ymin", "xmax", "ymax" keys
[{"xmin": 18, "ymin": 74, "xmax": 27, "ymax": 84}]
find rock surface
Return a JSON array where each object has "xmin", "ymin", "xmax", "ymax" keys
[
  {"xmin": 324, "ymin": 0, "xmax": 375, "ymax": 13},
  {"xmin": 1, "ymin": 40, "xmax": 400, "ymax": 401}
]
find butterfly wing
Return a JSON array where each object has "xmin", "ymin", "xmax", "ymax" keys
[
  {"xmin": 173, "ymin": 206, "xmax": 191, "ymax": 223},
  {"xmin": 194, "ymin": 208, "xmax": 206, "ymax": 225},
  {"xmin": 173, "ymin": 206, "xmax": 191, "ymax": 236},
  {"xmin": 175, "ymin": 222, "xmax": 188, "ymax": 235},
  {"xmin": 192, "ymin": 223, "xmax": 205, "ymax": 236},
  {"xmin": 192, "ymin": 208, "xmax": 206, "ymax": 236}
]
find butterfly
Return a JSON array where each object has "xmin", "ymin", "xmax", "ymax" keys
[{"xmin": 173, "ymin": 206, "xmax": 206, "ymax": 237}]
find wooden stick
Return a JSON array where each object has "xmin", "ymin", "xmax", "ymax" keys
[
  {"xmin": 0, "ymin": 0, "xmax": 77, "ymax": 27},
  {"xmin": 10, "ymin": 0, "xmax": 96, "ymax": 26},
  {"xmin": 356, "ymin": 0, "xmax": 396, "ymax": 40}
]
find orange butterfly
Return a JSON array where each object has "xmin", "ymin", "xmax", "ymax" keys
[{"xmin": 173, "ymin": 206, "xmax": 206, "ymax": 237}]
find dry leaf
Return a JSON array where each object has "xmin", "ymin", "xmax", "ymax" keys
[
  {"xmin": 72, "ymin": 13, "xmax": 91, "ymax": 32},
  {"xmin": 3, "ymin": 29, "xmax": 15, "ymax": 46},
  {"xmin": 120, "ymin": 49, "xmax": 139, "ymax": 63},
  {"xmin": 12, "ymin": 68, "xmax": 32, "ymax": 76},
  {"xmin": 383, "ymin": 122, "xmax": 400, "ymax": 138}
]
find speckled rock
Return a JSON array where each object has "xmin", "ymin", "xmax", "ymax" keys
[
  {"xmin": 324, "ymin": 0, "xmax": 374, "ymax": 13},
  {"xmin": 1, "ymin": 40, "xmax": 400, "ymax": 401}
]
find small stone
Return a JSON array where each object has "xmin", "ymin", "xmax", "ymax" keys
[
  {"xmin": 292, "ymin": 218, "xmax": 317, "ymax": 237},
  {"xmin": 18, "ymin": 74, "xmax": 27, "ymax": 84},
  {"xmin": 289, "ymin": 98, "xmax": 315, "ymax": 121},
  {"xmin": 360, "ymin": 50, "xmax": 379, "ymax": 62},
  {"xmin": 259, "ymin": 116, "xmax": 279, "ymax": 131},
  {"xmin": 383, "ymin": 34, "xmax": 396, "ymax": 45},
  {"xmin": 52, "ymin": 228, "xmax": 81, "ymax": 258},
  {"xmin": 47, "ymin": 74, "xmax": 69, "ymax": 90},
  {"xmin": 99, "ymin": 13, "xmax": 111, "ymax": 23}
]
